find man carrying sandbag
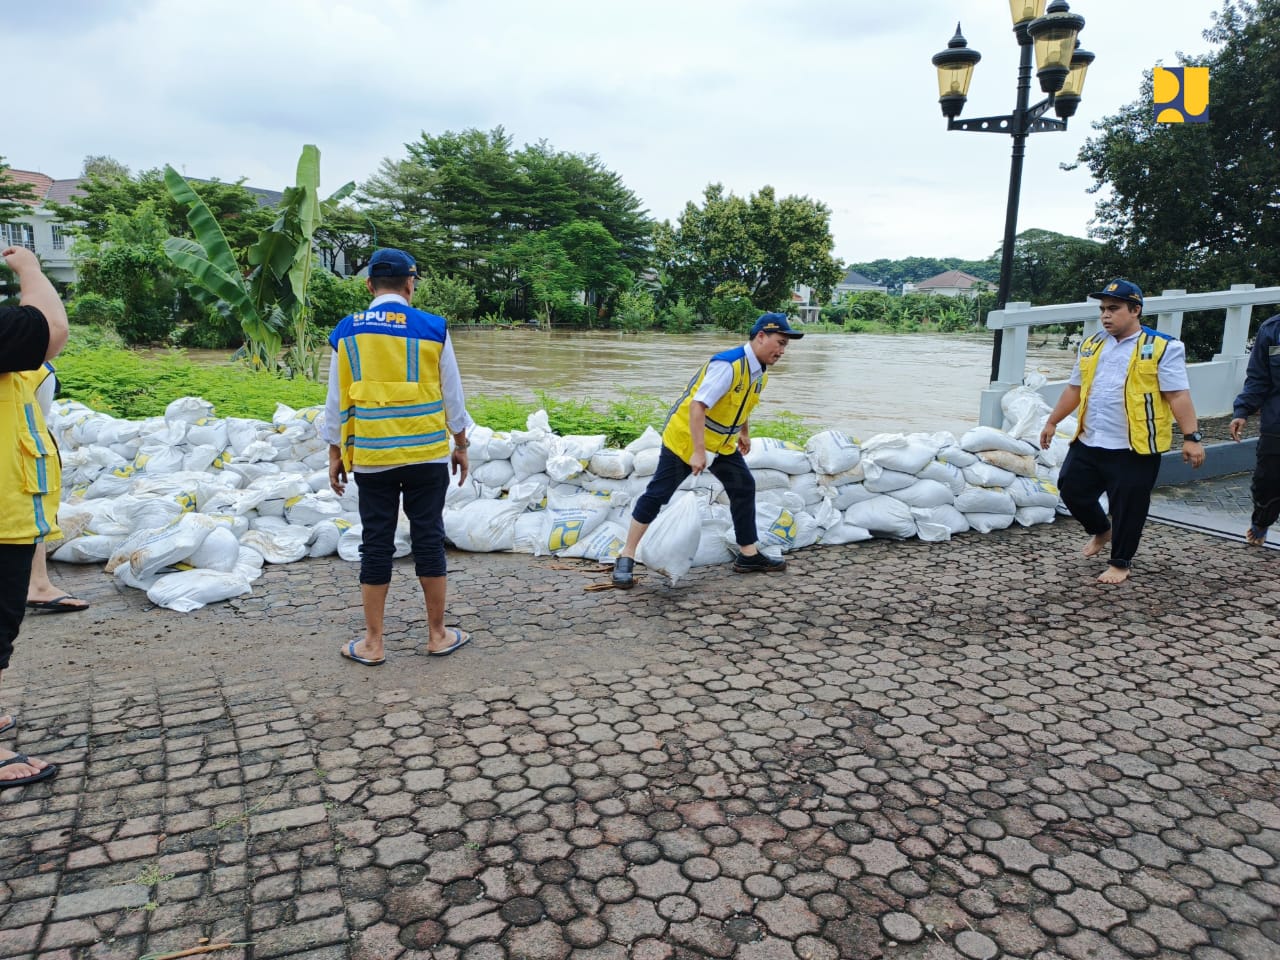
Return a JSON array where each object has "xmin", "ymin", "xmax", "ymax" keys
[
  {"xmin": 1038, "ymin": 278, "xmax": 1204, "ymax": 584},
  {"xmin": 322, "ymin": 248, "xmax": 475, "ymax": 663},
  {"xmin": 612, "ymin": 313, "xmax": 803, "ymax": 588}
]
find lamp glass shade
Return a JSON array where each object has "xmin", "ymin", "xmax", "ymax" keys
[
  {"xmin": 936, "ymin": 62, "xmax": 976, "ymax": 98},
  {"xmin": 1009, "ymin": 0, "xmax": 1047, "ymax": 26},
  {"xmin": 1034, "ymin": 29, "xmax": 1078, "ymax": 75},
  {"xmin": 1059, "ymin": 48, "xmax": 1094, "ymax": 98}
]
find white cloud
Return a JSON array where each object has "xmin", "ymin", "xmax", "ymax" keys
[{"xmin": 12, "ymin": 0, "xmax": 1224, "ymax": 262}]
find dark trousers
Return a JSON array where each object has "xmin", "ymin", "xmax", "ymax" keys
[
  {"xmin": 355, "ymin": 464, "xmax": 450, "ymax": 585},
  {"xmin": 0, "ymin": 543, "xmax": 37, "ymax": 671},
  {"xmin": 632, "ymin": 445, "xmax": 758, "ymax": 547},
  {"xmin": 1058, "ymin": 441, "xmax": 1162, "ymax": 569},
  {"xmin": 1251, "ymin": 433, "xmax": 1280, "ymax": 531}
]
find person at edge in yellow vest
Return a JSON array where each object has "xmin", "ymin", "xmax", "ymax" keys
[
  {"xmin": 0, "ymin": 245, "xmax": 69, "ymax": 791},
  {"xmin": 1038, "ymin": 278, "xmax": 1205, "ymax": 585},
  {"xmin": 612, "ymin": 313, "xmax": 803, "ymax": 588},
  {"xmin": 322, "ymin": 249, "xmax": 475, "ymax": 664}
]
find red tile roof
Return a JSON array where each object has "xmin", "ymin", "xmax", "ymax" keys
[
  {"xmin": 916, "ymin": 270, "xmax": 984, "ymax": 290},
  {"xmin": 5, "ymin": 169, "xmax": 53, "ymax": 206}
]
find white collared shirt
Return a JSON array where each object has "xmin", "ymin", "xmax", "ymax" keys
[
  {"xmin": 320, "ymin": 293, "xmax": 474, "ymax": 469},
  {"xmin": 694, "ymin": 342, "xmax": 764, "ymax": 408},
  {"xmin": 1069, "ymin": 329, "xmax": 1189, "ymax": 449}
]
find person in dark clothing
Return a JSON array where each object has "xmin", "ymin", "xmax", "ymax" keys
[{"xmin": 1230, "ymin": 312, "xmax": 1280, "ymax": 546}]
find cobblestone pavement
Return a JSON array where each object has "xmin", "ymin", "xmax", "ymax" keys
[
  {"xmin": 2, "ymin": 515, "xmax": 1278, "ymax": 960},
  {"xmin": 1150, "ymin": 473, "xmax": 1278, "ymax": 549}
]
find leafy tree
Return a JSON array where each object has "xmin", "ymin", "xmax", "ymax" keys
[
  {"xmin": 657, "ymin": 184, "xmax": 842, "ymax": 314},
  {"xmin": 414, "ymin": 274, "xmax": 480, "ymax": 323},
  {"xmin": 1074, "ymin": 0, "xmax": 1280, "ymax": 293},
  {"xmin": 985, "ymin": 229, "xmax": 1119, "ymax": 305},
  {"xmin": 707, "ymin": 281, "xmax": 760, "ymax": 334},
  {"xmin": 308, "ymin": 268, "xmax": 370, "ymax": 331},
  {"xmin": 613, "ymin": 285, "xmax": 657, "ymax": 333},
  {"xmin": 81, "ymin": 155, "xmax": 131, "ymax": 180},
  {"xmin": 659, "ymin": 297, "xmax": 698, "ymax": 333},
  {"xmin": 0, "ymin": 156, "xmax": 36, "ymax": 225},
  {"xmin": 500, "ymin": 230, "xmax": 583, "ymax": 326}
]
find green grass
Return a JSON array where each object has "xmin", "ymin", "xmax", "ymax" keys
[{"xmin": 54, "ymin": 344, "xmax": 814, "ymax": 446}]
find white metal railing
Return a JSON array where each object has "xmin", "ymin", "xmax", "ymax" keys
[{"xmin": 978, "ymin": 284, "xmax": 1280, "ymax": 427}]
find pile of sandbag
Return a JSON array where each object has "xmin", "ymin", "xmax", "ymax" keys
[{"xmin": 44, "ymin": 393, "xmax": 1067, "ymax": 609}]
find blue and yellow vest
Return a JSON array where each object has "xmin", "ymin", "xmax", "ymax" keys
[
  {"xmin": 329, "ymin": 303, "xmax": 450, "ymax": 471},
  {"xmin": 1075, "ymin": 326, "xmax": 1175, "ymax": 455},
  {"xmin": 0, "ymin": 362, "xmax": 61, "ymax": 544},
  {"xmin": 662, "ymin": 346, "xmax": 767, "ymax": 462}
]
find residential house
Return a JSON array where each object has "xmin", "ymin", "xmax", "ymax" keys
[
  {"xmin": 790, "ymin": 283, "xmax": 821, "ymax": 325},
  {"xmin": 1, "ymin": 169, "xmax": 84, "ymax": 284},
  {"xmin": 904, "ymin": 269, "xmax": 986, "ymax": 299},
  {"xmin": 833, "ymin": 267, "xmax": 888, "ymax": 299}
]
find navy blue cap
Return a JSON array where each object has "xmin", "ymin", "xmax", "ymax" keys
[
  {"xmin": 1089, "ymin": 278, "xmax": 1143, "ymax": 308},
  {"xmin": 368, "ymin": 248, "xmax": 420, "ymax": 279},
  {"xmin": 750, "ymin": 313, "xmax": 804, "ymax": 339}
]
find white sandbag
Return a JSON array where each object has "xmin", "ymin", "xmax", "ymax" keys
[
  {"xmin": 52, "ymin": 534, "xmax": 124, "ymax": 564},
  {"xmin": 955, "ymin": 486, "xmax": 1017, "ymax": 515},
  {"xmin": 937, "ymin": 443, "xmax": 979, "ymax": 468},
  {"xmin": 110, "ymin": 492, "xmax": 190, "ymax": 531},
  {"xmin": 889, "ymin": 478, "xmax": 955, "ymax": 509},
  {"xmin": 1001, "ymin": 386, "xmax": 1053, "ymax": 441},
  {"xmin": 130, "ymin": 443, "xmax": 187, "ymax": 478},
  {"xmin": 589, "ymin": 449, "xmax": 635, "ymax": 480},
  {"xmin": 916, "ymin": 460, "xmax": 967, "ymax": 496},
  {"xmin": 744, "ymin": 438, "xmax": 810, "ymax": 475},
  {"xmin": 635, "ymin": 490, "xmax": 701, "ymax": 584},
  {"xmin": 506, "ymin": 475, "xmax": 549, "ymax": 507},
  {"xmin": 863, "ymin": 466, "xmax": 919, "ymax": 494},
  {"xmin": 1015, "ymin": 506, "xmax": 1057, "ymax": 527},
  {"xmin": 1009, "ymin": 477, "xmax": 1060, "ymax": 509},
  {"xmin": 546, "ymin": 454, "xmax": 586, "ymax": 483},
  {"xmin": 966, "ymin": 512, "xmax": 1016, "ymax": 534},
  {"xmin": 556, "ymin": 434, "xmax": 607, "ymax": 461},
  {"xmin": 307, "ymin": 517, "xmax": 353, "ymax": 558},
  {"xmin": 805, "ymin": 430, "xmax": 861, "ymax": 475},
  {"xmin": 756, "ymin": 502, "xmax": 801, "ymax": 552},
  {"xmin": 187, "ymin": 417, "xmax": 229, "ymax": 449},
  {"xmin": 625, "ymin": 426, "xmax": 663, "ymax": 454},
  {"xmin": 472, "ymin": 459, "xmax": 515, "ymax": 489},
  {"xmin": 184, "ymin": 526, "xmax": 241, "ymax": 572},
  {"xmin": 960, "ymin": 426, "xmax": 1037, "ymax": 456},
  {"xmin": 114, "ymin": 562, "xmax": 162, "ymax": 593},
  {"xmin": 817, "ymin": 521, "xmax": 873, "ymax": 545},
  {"xmin": 786, "ymin": 473, "xmax": 823, "ymax": 506},
  {"xmin": 911, "ymin": 505, "xmax": 970, "ymax": 535},
  {"xmin": 691, "ymin": 506, "xmax": 735, "ymax": 567},
  {"xmin": 542, "ymin": 505, "xmax": 609, "ymax": 555},
  {"xmin": 511, "ymin": 512, "xmax": 546, "ymax": 554},
  {"xmin": 477, "ymin": 431, "xmax": 515, "ymax": 462},
  {"xmin": 60, "ymin": 445, "xmax": 128, "ymax": 487},
  {"xmin": 631, "ymin": 447, "xmax": 660, "ymax": 478},
  {"xmin": 235, "ymin": 546, "xmax": 266, "ymax": 581},
  {"xmin": 220, "ymin": 461, "xmax": 281, "ymax": 485},
  {"xmin": 750, "ymin": 468, "xmax": 792, "ymax": 492},
  {"xmin": 978, "ymin": 449, "xmax": 1037, "ymax": 479},
  {"xmin": 239, "ymin": 526, "xmax": 310, "ymax": 564},
  {"xmin": 226, "ymin": 418, "xmax": 263, "ymax": 455},
  {"xmin": 238, "ymin": 439, "xmax": 280, "ymax": 463},
  {"xmin": 147, "ymin": 570, "xmax": 253, "ymax": 613},
  {"xmin": 285, "ymin": 492, "xmax": 344, "ymax": 526},
  {"xmin": 164, "ymin": 396, "xmax": 214, "ymax": 425},
  {"xmin": 860, "ymin": 433, "xmax": 941, "ymax": 475},
  {"xmin": 1038, "ymin": 435, "xmax": 1072, "ymax": 469},
  {"xmin": 526, "ymin": 409, "xmax": 552, "ymax": 433},
  {"xmin": 444, "ymin": 499, "xmax": 525, "ymax": 552},
  {"xmin": 559, "ymin": 520, "xmax": 628, "ymax": 562},
  {"xmin": 844, "ymin": 496, "xmax": 917, "ymax": 540},
  {"xmin": 757, "ymin": 489, "xmax": 807, "ymax": 514},
  {"xmin": 915, "ymin": 521, "xmax": 951, "ymax": 542},
  {"xmin": 445, "ymin": 477, "xmax": 484, "ymax": 508},
  {"xmin": 832, "ymin": 483, "xmax": 877, "ymax": 510},
  {"xmin": 511, "ymin": 438, "xmax": 551, "ymax": 479},
  {"xmin": 206, "ymin": 514, "xmax": 251, "ymax": 538},
  {"xmin": 128, "ymin": 513, "xmax": 220, "ymax": 579},
  {"xmin": 254, "ymin": 476, "xmax": 312, "ymax": 517},
  {"xmin": 962, "ymin": 462, "xmax": 1017, "ymax": 488}
]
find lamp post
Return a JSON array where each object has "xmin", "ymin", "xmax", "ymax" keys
[{"xmin": 932, "ymin": 0, "xmax": 1094, "ymax": 384}]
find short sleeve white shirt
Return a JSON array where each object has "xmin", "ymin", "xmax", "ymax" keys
[
  {"xmin": 1069, "ymin": 330, "xmax": 1189, "ymax": 449},
  {"xmin": 693, "ymin": 343, "xmax": 763, "ymax": 408}
]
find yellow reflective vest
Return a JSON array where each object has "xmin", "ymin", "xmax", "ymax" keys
[
  {"xmin": 329, "ymin": 303, "xmax": 449, "ymax": 471},
  {"xmin": 0, "ymin": 363, "xmax": 61, "ymax": 544},
  {"xmin": 662, "ymin": 346, "xmax": 767, "ymax": 462},
  {"xmin": 1075, "ymin": 326, "xmax": 1175, "ymax": 455}
]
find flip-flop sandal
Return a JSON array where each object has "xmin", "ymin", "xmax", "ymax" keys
[
  {"xmin": 26, "ymin": 595, "xmax": 90, "ymax": 614},
  {"xmin": 429, "ymin": 627, "xmax": 471, "ymax": 657},
  {"xmin": 340, "ymin": 639, "xmax": 385, "ymax": 667},
  {"xmin": 0, "ymin": 716, "xmax": 15, "ymax": 737},
  {"xmin": 0, "ymin": 753, "xmax": 58, "ymax": 790}
]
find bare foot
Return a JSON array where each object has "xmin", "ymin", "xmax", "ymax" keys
[
  {"xmin": 1097, "ymin": 565, "xmax": 1131, "ymax": 584},
  {"xmin": 1082, "ymin": 531, "xmax": 1112, "ymax": 558}
]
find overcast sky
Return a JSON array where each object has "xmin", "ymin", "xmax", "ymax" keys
[{"xmin": 11, "ymin": 0, "xmax": 1225, "ymax": 264}]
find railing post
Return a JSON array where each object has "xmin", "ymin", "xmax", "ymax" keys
[
  {"xmin": 1083, "ymin": 317, "xmax": 1101, "ymax": 340},
  {"xmin": 997, "ymin": 304, "xmax": 1031, "ymax": 384},
  {"xmin": 1216, "ymin": 283, "xmax": 1256, "ymax": 360},
  {"xmin": 1155, "ymin": 289, "xmax": 1186, "ymax": 339}
]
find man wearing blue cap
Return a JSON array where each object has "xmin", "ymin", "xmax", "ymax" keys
[
  {"xmin": 322, "ymin": 249, "xmax": 476, "ymax": 662},
  {"xmin": 612, "ymin": 313, "xmax": 803, "ymax": 588},
  {"xmin": 1039, "ymin": 279, "xmax": 1205, "ymax": 584},
  {"xmin": 1229, "ymin": 308, "xmax": 1280, "ymax": 546}
]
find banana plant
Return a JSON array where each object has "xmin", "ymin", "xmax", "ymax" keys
[{"xmin": 164, "ymin": 145, "xmax": 353, "ymax": 375}]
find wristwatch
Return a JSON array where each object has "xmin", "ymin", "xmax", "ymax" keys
[
  {"xmin": 454, "ymin": 435, "xmax": 470, "ymax": 449},
  {"xmin": 1183, "ymin": 431, "xmax": 1204, "ymax": 443}
]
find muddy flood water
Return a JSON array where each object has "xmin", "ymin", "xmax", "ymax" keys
[{"xmin": 447, "ymin": 329, "xmax": 1075, "ymax": 439}]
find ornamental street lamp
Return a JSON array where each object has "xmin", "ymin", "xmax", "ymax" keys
[{"xmin": 932, "ymin": 0, "xmax": 1093, "ymax": 384}]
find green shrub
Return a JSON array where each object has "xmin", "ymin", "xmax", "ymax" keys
[
  {"xmin": 414, "ymin": 274, "xmax": 479, "ymax": 323},
  {"xmin": 613, "ymin": 286, "xmax": 657, "ymax": 333},
  {"xmin": 708, "ymin": 282, "xmax": 759, "ymax": 334},
  {"xmin": 659, "ymin": 297, "xmax": 698, "ymax": 334},
  {"xmin": 68, "ymin": 293, "xmax": 126, "ymax": 328},
  {"xmin": 308, "ymin": 270, "xmax": 370, "ymax": 333},
  {"xmin": 177, "ymin": 305, "xmax": 244, "ymax": 349}
]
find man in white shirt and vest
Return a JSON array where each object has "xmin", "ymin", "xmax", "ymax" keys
[
  {"xmin": 612, "ymin": 313, "xmax": 802, "ymax": 588},
  {"xmin": 1039, "ymin": 278, "xmax": 1205, "ymax": 584},
  {"xmin": 323, "ymin": 248, "xmax": 475, "ymax": 663}
]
